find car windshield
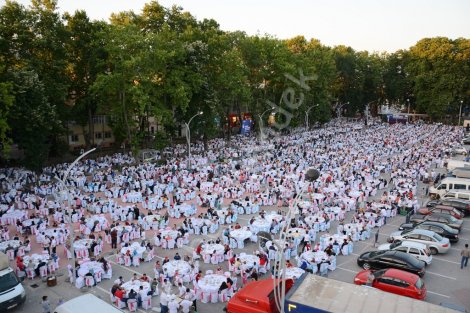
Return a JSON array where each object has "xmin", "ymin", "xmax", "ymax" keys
[
  {"xmin": 373, "ymin": 269, "xmax": 387, "ymax": 278},
  {"xmin": 447, "ymin": 215, "xmax": 458, "ymax": 223},
  {"xmin": 433, "ymin": 233, "xmax": 444, "ymax": 241},
  {"xmin": 415, "ymin": 278, "xmax": 424, "ymax": 289},
  {"xmin": 0, "ymin": 271, "xmax": 19, "ymax": 293},
  {"xmin": 369, "ymin": 250, "xmax": 386, "ymax": 258}
]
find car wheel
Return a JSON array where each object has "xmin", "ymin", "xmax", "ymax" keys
[
  {"xmin": 363, "ymin": 263, "xmax": 370, "ymax": 270},
  {"xmin": 430, "ymin": 247, "xmax": 438, "ymax": 255}
]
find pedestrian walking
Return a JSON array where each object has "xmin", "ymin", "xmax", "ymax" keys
[
  {"xmin": 461, "ymin": 244, "xmax": 470, "ymax": 269},
  {"xmin": 41, "ymin": 296, "xmax": 51, "ymax": 313},
  {"xmin": 373, "ymin": 227, "xmax": 380, "ymax": 247}
]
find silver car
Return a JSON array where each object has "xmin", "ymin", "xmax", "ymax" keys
[{"xmin": 389, "ymin": 229, "xmax": 450, "ymax": 254}]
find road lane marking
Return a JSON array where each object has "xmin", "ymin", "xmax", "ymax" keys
[
  {"xmin": 336, "ymin": 266, "xmax": 358, "ymax": 274},
  {"xmin": 426, "ymin": 290, "xmax": 450, "ymax": 298},
  {"xmin": 426, "ymin": 271, "xmax": 457, "ymax": 280},
  {"xmin": 432, "ymin": 257, "xmax": 461, "ymax": 265}
]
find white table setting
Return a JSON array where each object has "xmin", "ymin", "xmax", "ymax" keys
[
  {"xmin": 0, "ymin": 240, "xmax": 21, "ymax": 253},
  {"xmin": 162, "ymin": 260, "xmax": 191, "ymax": 277},
  {"xmin": 121, "ymin": 280, "xmax": 150, "ymax": 295},
  {"xmin": 160, "ymin": 229, "xmax": 180, "ymax": 240},
  {"xmin": 77, "ymin": 260, "xmax": 104, "ymax": 277},
  {"xmin": 120, "ymin": 242, "xmax": 146, "ymax": 258},
  {"xmin": 198, "ymin": 274, "xmax": 227, "ymax": 293},
  {"xmin": 23, "ymin": 253, "xmax": 50, "ymax": 268},
  {"xmin": 280, "ymin": 267, "xmax": 305, "ymax": 280}
]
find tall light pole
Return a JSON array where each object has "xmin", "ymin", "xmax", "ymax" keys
[
  {"xmin": 185, "ymin": 111, "xmax": 203, "ymax": 169},
  {"xmin": 258, "ymin": 107, "xmax": 274, "ymax": 143},
  {"xmin": 55, "ymin": 147, "xmax": 96, "ymax": 284},
  {"xmin": 459, "ymin": 100, "xmax": 463, "ymax": 127},
  {"xmin": 305, "ymin": 104, "xmax": 319, "ymax": 130},
  {"xmin": 406, "ymin": 98, "xmax": 410, "ymax": 123}
]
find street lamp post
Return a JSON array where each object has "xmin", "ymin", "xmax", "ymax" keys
[
  {"xmin": 459, "ymin": 100, "xmax": 463, "ymax": 126},
  {"xmin": 55, "ymin": 148, "xmax": 96, "ymax": 284},
  {"xmin": 305, "ymin": 104, "xmax": 319, "ymax": 130},
  {"xmin": 185, "ymin": 111, "xmax": 203, "ymax": 169},
  {"xmin": 258, "ymin": 107, "xmax": 274, "ymax": 143}
]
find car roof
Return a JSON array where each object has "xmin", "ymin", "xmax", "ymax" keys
[
  {"xmin": 383, "ymin": 268, "xmax": 419, "ymax": 284},
  {"xmin": 397, "ymin": 241, "xmax": 427, "ymax": 250},
  {"xmin": 426, "ymin": 213, "xmax": 451, "ymax": 219},
  {"xmin": 406, "ymin": 229, "xmax": 436, "ymax": 236}
]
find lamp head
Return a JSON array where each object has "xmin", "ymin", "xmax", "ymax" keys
[
  {"xmin": 305, "ymin": 168, "xmax": 320, "ymax": 182},
  {"xmin": 199, "ymin": 111, "xmax": 203, "ymax": 115}
]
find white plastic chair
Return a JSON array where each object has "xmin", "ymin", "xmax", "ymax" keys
[{"xmin": 127, "ymin": 299, "xmax": 138, "ymax": 312}]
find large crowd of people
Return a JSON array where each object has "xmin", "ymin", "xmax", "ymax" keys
[{"xmin": 0, "ymin": 119, "xmax": 463, "ymax": 312}]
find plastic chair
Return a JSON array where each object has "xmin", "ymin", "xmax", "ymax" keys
[
  {"xmin": 6, "ymin": 250, "xmax": 14, "ymax": 260},
  {"xmin": 127, "ymin": 299, "xmax": 138, "ymax": 312},
  {"xmin": 142, "ymin": 296, "xmax": 152, "ymax": 310},
  {"xmin": 210, "ymin": 290, "xmax": 218, "ymax": 303},
  {"xmin": 39, "ymin": 266, "xmax": 48, "ymax": 278},
  {"xmin": 85, "ymin": 276, "xmax": 95, "ymax": 287},
  {"xmin": 114, "ymin": 298, "xmax": 126, "ymax": 309},
  {"xmin": 26, "ymin": 268, "xmax": 35, "ymax": 280},
  {"xmin": 132, "ymin": 256, "xmax": 140, "ymax": 267},
  {"xmin": 124, "ymin": 256, "xmax": 132, "ymax": 267}
]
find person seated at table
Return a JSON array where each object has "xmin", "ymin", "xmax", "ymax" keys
[
  {"xmin": 162, "ymin": 256, "xmax": 170, "ymax": 265},
  {"xmin": 183, "ymin": 254, "xmax": 190, "ymax": 262},
  {"xmin": 218, "ymin": 280, "xmax": 229, "ymax": 293},
  {"xmin": 177, "ymin": 282, "xmax": 186, "ymax": 297},
  {"xmin": 215, "ymin": 237, "xmax": 221, "ymax": 244},
  {"xmin": 195, "ymin": 270, "xmax": 202, "ymax": 283},
  {"xmin": 324, "ymin": 245, "xmax": 335, "ymax": 256},
  {"xmin": 115, "ymin": 287, "xmax": 129, "ymax": 303},
  {"xmin": 162, "ymin": 278, "xmax": 172, "ymax": 294},
  {"xmin": 16, "ymin": 256, "xmax": 26, "ymax": 278},
  {"xmin": 128, "ymin": 288, "xmax": 138, "ymax": 302},
  {"xmin": 173, "ymin": 253, "xmax": 181, "ymax": 261},
  {"xmin": 34, "ymin": 259, "xmax": 47, "ymax": 276},
  {"xmin": 234, "ymin": 223, "xmax": 241, "ymax": 230},
  {"xmin": 249, "ymin": 268, "xmax": 259, "ymax": 281},
  {"xmin": 286, "ymin": 260, "xmax": 294, "ymax": 268},
  {"xmin": 140, "ymin": 273, "xmax": 149, "ymax": 282},
  {"xmin": 84, "ymin": 271, "xmax": 96, "ymax": 286}
]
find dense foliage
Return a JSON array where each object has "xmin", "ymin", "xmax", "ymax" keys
[{"xmin": 1, "ymin": 0, "xmax": 469, "ymax": 169}]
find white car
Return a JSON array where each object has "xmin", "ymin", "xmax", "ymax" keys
[
  {"xmin": 452, "ymin": 146, "xmax": 467, "ymax": 155},
  {"xmin": 389, "ymin": 229, "xmax": 450, "ymax": 254},
  {"xmin": 377, "ymin": 240, "xmax": 432, "ymax": 265}
]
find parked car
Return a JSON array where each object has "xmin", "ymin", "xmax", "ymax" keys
[
  {"xmin": 417, "ymin": 205, "xmax": 464, "ymax": 220},
  {"xmin": 389, "ymin": 229, "xmax": 450, "ymax": 254},
  {"xmin": 356, "ymin": 250, "xmax": 426, "ymax": 277},
  {"xmin": 377, "ymin": 241, "xmax": 432, "ymax": 265},
  {"xmin": 427, "ymin": 198, "xmax": 470, "ymax": 216},
  {"xmin": 398, "ymin": 222, "xmax": 459, "ymax": 243},
  {"xmin": 462, "ymin": 137, "xmax": 470, "ymax": 145},
  {"xmin": 452, "ymin": 146, "xmax": 467, "ymax": 155},
  {"xmin": 409, "ymin": 213, "xmax": 463, "ymax": 231},
  {"xmin": 354, "ymin": 268, "xmax": 426, "ymax": 300}
]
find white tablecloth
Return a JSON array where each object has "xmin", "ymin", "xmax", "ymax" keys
[
  {"xmin": 202, "ymin": 243, "xmax": 224, "ymax": 256},
  {"xmin": 239, "ymin": 254, "xmax": 259, "ymax": 266},
  {"xmin": 121, "ymin": 280, "xmax": 150, "ymax": 295},
  {"xmin": 0, "ymin": 240, "xmax": 21, "ymax": 252},
  {"xmin": 304, "ymin": 215, "xmax": 325, "ymax": 225},
  {"xmin": 300, "ymin": 251, "xmax": 328, "ymax": 263},
  {"xmin": 286, "ymin": 228, "xmax": 306, "ymax": 238},
  {"xmin": 22, "ymin": 218, "xmax": 41, "ymax": 227},
  {"xmin": 160, "ymin": 229, "xmax": 180, "ymax": 240},
  {"xmin": 73, "ymin": 239, "xmax": 93, "ymax": 251},
  {"xmin": 162, "ymin": 260, "xmax": 191, "ymax": 277},
  {"xmin": 251, "ymin": 218, "xmax": 271, "ymax": 233},
  {"xmin": 120, "ymin": 242, "xmax": 146, "ymax": 258},
  {"xmin": 281, "ymin": 267, "xmax": 305, "ymax": 279},
  {"xmin": 77, "ymin": 261, "xmax": 104, "ymax": 277},
  {"xmin": 230, "ymin": 229, "xmax": 252, "ymax": 242},
  {"xmin": 85, "ymin": 215, "xmax": 108, "ymax": 229},
  {"xmin": 1, "ymin": 210, "xmax": 26, "ymax": 225},
  {"xmin": 23, "ymin": 253, "xmax": 49, "ymax": 268},
  {"xmin": 198, "ymin": 274, "xmax": 227, "ymax": 293}
]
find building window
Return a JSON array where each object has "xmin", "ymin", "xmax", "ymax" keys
[
  {"xmin": 104, "ymin": 131, "xmax": 112, "ymax": 139},
  {"xmin": 93, "ymin": 116, "xmax": 106, "ymax": 125},
  {"xmin": 70, "ymin": 134, "xmax": 79, "ymax": 142},
  {"xmin": 95, "ymin": 132, "xmax": 102, "ymax": 139}
]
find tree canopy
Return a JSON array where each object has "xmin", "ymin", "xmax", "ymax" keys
[{"xmin": 1, "ymin": 0, "xmax": 469, "ymax": 169}]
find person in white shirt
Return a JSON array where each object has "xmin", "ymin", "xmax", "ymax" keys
[
  {"xmin": 168, "ymin": 298, "xmax": 179, "ymax": 313},
  {"xmin": 177, "ymin": 282, "xmax": 186, "ymax": 297},
  {"xmin": 114, "ymin": 276, "xmax": 124, "ymax": 285},
  {"xmin": 184, "ymin": 288, "xmax": 197, "ymax": 312},
  {"xmin": 159, "ymin": 292, "xmax": 169, "ymax": 313},
  {"xmin": 180, "ymin": 298, "xmax": 192, "ymax": 313}
]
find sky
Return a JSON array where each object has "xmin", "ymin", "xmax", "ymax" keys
[{"xmin": 4, "ymin": 0, "xmax": 470, "ymax": 52}]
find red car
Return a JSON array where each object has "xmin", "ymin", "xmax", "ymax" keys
[
  {"xmin": 417, "ymin": 205, "xmax": 464, "ymax": 219},
  {"xmin": 354, "ymin": 268, "xmax": 426, "ymax": 300}
]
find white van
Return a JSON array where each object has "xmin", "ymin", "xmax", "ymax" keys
[
  {"xmin": 429, "ymin": 177, "xmax": 470, "ymax": 198},
  {"xmin": 441, "ymin": 190, "xmax": 470, "ymax": 201},
  {"xmin": 446, "ymin": 159, "xmax": 470, "ymax": 171},
  {"xmin": 55, "ymin": 294, "xmax": 124, "ymax": 313},
  {"xmin": 0, "ymin": 252, "xmax": 26, "ymax": 311}
]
